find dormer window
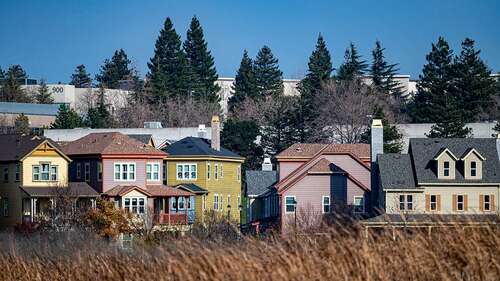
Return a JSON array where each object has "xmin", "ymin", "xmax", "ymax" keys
[
  {"xmin": 460, "ymin": 148, "xmax": 485, "ymax": 179},
  {"xmin": 443, "ymin": 161, "xmax": 450, "ymax": 177},
  {"xmin": 470, "ymin": 161, "xmax": 477, "ymax": 177}
]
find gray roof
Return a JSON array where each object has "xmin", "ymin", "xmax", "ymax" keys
[
  {"xmin": 409, "ymin": 138, "xmax": 500, "ymax": 184},
  {"xmin": 0, "ymin": 102, "xmax": 61, "ymax": 116},
  {"xmin": 127, "ymin": 134, "xmax": 153, "ymax": 145},
  {"xmin": 245, "ymin": 170, "xmax": 278, "ymax": 197},
  {"xmin": 166, "ymin": 137, "xmax": 242, "ymax": 159},
  {"xmin": 377, "ymin": 154, "xmax": 417, "ymax": 189},
  {"xmin": 175, "ymin": 183, "xmax": 208, "ymax": 194},
  {"xmin": 20, "ymin": 182, "xmax": 99, "ymax": 197}
]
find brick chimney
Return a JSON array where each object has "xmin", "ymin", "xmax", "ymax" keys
[{"xmin": 211, "ymin": 115, "xmax": 220, "ymax": 151}]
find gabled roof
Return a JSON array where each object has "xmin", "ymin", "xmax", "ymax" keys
[
  {"xmin": 460, "ymin": 147, "xmax": 486, "ymax": 161},
  {"xmin": 0, "ymin": 134, "xmax": 68, "ymax": 162},
  {"xmin": 378, "ymin": 154, "xmax": 417, "ymax": 189},
  {"xmin": 103, "ymin": 185, "xmax": 151, "ymax": 197},
  {"xmin": 277, "ymin": 143, "xmax": 370, "ymax": 160},
  {"xmin": 175, "ymin": 183, "xmax": 208, "ymax": 194},
  {"xmin": 127, "ymin": 134, "xmax": 155, "ymax": 147},
  {"xmin": 433, "ymin": 148, "xmax": 459, "ymax": 161},
  {"xmin": 147, "ymin": 185, "xmax": 193, "ymax": 197},
  {"xmin": 409, "ymin": 138, "xmax": 500, "ymax": 184},
  {"xmin": 245, "ymin": 170, "xmax": 278, "ymax": 197},
  {"xmin": 165, "ymin": 137, "xmax": 243, "ymax": 159},
  {"xmin": 60, "ymin": 132, "xmax": 167, "ymax": 157},
  {"xmin": 20, "ymin": 182, "xmax": 99, "ymax": 197}
]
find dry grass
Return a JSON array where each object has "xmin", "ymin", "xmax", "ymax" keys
[{"xmin": 0, "ymin": 225, "xmax": 499, "ymax": 281}]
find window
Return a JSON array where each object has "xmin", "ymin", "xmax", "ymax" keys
[
  {"xmin": 457, "ymin": 195, "xmax": 464, "ymax": 211},
  {"xmin": 114, "ymin": 163, "xmax": 136, "ymax": 181},
  {"xmin": 227, "ymin": 194, "xmax": 231, "ymax": 209},
  {"xmin": 202, "ymin": 195, "xmax": 206, "ymax": 210},
  {"xmin": 2, "ymin": 198, "xmax": 8, "ymax": 217},
  {"xmin": 15, "ymin": 163, "xmax": 20, "ymax": 182},
  {"xmin": 353, "ymin": 196, "xmax": 364, "ymax": 213},
  {"xmin": 219, "ymin": 194, "xmax": 224, "ymax": 211},
  {"xmin": 124, "ymin": 197, "xmax": 145, "ymax": 214},
  {"xmin": 3, "ymin": 166, "xmax": 8, "ymax": 182},
  {"xmin": 171, "ymin": 198, "xmax": 178, "ymax": 210},
  {"xmin": 207, "ymin": 163, "xmax": 211, "ymax": 180},
  {"xmin": 220, "ymin": 164, "xmax": 223, "ymax": 179},
  {"xmin": 176, "ymin": 163, "xmax": 197, "ymax": 180},
  {"xmin": 285, "ymin": 196, "xmax": 296, "ymax": 213},
  {"xmin": 76, "ymin": 163, "xmax": 81, "ymax": 179},
  {"xmin": 84, "ymin": 163, "xmax": 90, "ymax": 182},
  {"xmin": 32, "ymin": 163, "xmax": 58, "ymax": 181},
  {"xmin": 98, "ymin": 162, "xmax": 103, "ymax": 181},
  {"xmin": 399, "ymin": 195, "xmax": 413, "ymax": 211},
  {"xmin": 178, "ymin": 197, "xmax": 185, "ymax": 210},
  {"xmin": 146, "ymin": 163, "xmax": 160, "ymax": 181},
  {"xmin": 443, "ymin": 161, "xmax": 450, "ymax": 177},
  {"xmin": 322, "ymin": 196, "xmax": 330, "ymax": 213},
  {"xmin": 237, "ymin": 194, "xmax": 241, "ymax": 208},
  {"xmin": 470, "ymin": 161, "xmax": 477, "ymax": 177},
  {"xmin": 213, "ymin": 193, "xmax": 219, "ymax": 210},
  {"xmin": 237, "ymin": 166, "xmax": 241, "ymax": 182},
  {"xmin": 430, "ymin": 195, "xmax": 437, "ymax": 211},
  {"xmin": 214, "ymin": 164, "xmax": 218, "ymax": 180},
  {"xmin": 484, "ymin": 195, "xmax": 491, "ymax": 211}
]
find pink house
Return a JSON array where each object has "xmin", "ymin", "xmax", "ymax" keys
[{"xmin": 275, "ymin": 143, "xmax": 371, "ymax": 231}]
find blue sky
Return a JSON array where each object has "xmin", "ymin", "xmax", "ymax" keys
[{"xmin": 1, "ymin": 0, "xmax": 499, "ymax": 83}]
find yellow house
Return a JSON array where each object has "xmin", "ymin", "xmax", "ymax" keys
[
  {"xmin": 165, "ymin": 117, "xmax": 244, "ymax": 223},
  {"xmin": 0, "ymin": 134, "xmax": 98, "ymax": 227}
]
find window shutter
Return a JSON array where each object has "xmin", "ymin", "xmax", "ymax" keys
[
  {"xmin": 479, "ymin": 195, "xmax": 484, "ymax": 212},
  {"xmin": 491, "ymin": 194, "xmax": 496, "ymax": 211},
  {"xmin": 425, "ymin": 194, "xmax": 430, "ymax": 211},
  {"xmin": 437, "ymin": 195, "xmax": 441, "ymax": 211},
  {"xmin": 452, "ymin": 194, "xmax": 457, "ymax": 212},
  {"xmin": 464, "ymin": 194, "xmax": 468, "ymax": 211}
]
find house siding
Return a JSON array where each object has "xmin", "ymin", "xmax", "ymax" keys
[
  {"xmin": 102, "ymin": 159, "xmax": 148, "ymax": 192},
  {"xmin": 279, "ymin": 161, "xmax": 305, "ymax": 180}
]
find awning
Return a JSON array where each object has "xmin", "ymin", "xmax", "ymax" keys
[{"xmin": 20, "ymin": 182, "xmax": 99, "ymax": 198}]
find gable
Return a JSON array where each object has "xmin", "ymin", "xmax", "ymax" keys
[{"xmin": 22, "ymin": 140, "xmax": 71, "ymax": 162}]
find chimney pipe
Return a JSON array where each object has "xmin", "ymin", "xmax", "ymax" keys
[
  {"xmin": 211, "ymin": 115, "xmax": 220, "ymax": 151},
  {"xmin": 198, "ymin": 124, "xmax": 207, "ymax": 139}
]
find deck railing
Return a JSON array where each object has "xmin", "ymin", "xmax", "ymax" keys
[{"xmin": 154, "ymin": 213, "xmax": 189, "ymax": 225}]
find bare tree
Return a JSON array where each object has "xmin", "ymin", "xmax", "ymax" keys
[{"xmin": 316, "ymin": 79, "xmax": 379, "ymax": 143}]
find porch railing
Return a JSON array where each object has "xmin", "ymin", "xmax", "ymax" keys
[{"xmin": 154, "ymin": 213, "xmax": 189, "ymax": 225}]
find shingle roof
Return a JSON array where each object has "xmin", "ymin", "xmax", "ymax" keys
[
  {"xmin": 175, "ymin": 183, "xmax": 208, "ymax": 194},
  {"xmin": 127, "ymin": 134, "xmax": 154, "ymax": 145},
  {"xmin": 20, "ymin": 182, "xmax": 99, "ymax": 197},
  {"xmin": 165, "ymin": 137, "xmax": 242, "ymax": 159},
  {"xmin": 377, "ymin": 154, "xmax": 417, "ymax": 189},
  {"xmin": 0, "ymin": 102, "xmax": 61, "ymax": 116},
  {"xmin": 60, "ymin": 132, "xmax": 167, "ymax": 156},
  {"xmin": 277, "ymin": 143, "xmax": 370, "ymax": 159},
  {"xmin": 0, "ymin": 134, "xmax": 62, "ymax": 162},
  {"xmin": 409, "ymin": 138, "xmax": 500, "ymax": 184},
  {"xmin": 103, "ymin": 185, "xmax": 151, "ymax": 197},
  {"xmin": 146, "ymin": 185, "xmax": 193, "ymax": 197},
  {"xmin": 245, "ymin": 170, "xmax": 278, "ymax": 197}
]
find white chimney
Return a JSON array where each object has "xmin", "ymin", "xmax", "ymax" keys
[
  {"xmin": 262, "ymin": 157, "xmax": 273, "ymax": 171},
  {"xmin": 496, "ymin": 133, "xmax": 500, "ymax": 162},
  {"xmin": 198, "ymin": 124, "xmax": 207, "ymax": 139},
  {"xmin": 370, "ymin": 119, "xmax": 384, "ymax": 163},
  {"xmin": 211, "ymin": 115, "xmax": 220, "ymax": 151}
]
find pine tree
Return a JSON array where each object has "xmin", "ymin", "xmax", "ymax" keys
[
  {"xmin": 86, "ymin": 87, "xmax": 111, "ymax": 128},
  {"xmin": 253, "ymin": 46, "xmax": 284, "ymax": 98},
  {"xmin": 148, "ymin": 17, "xmax": 190, "ymax": 102},
  {"xmin": 183, "ymin": 16, "xmax": 220, "ymax": 103},
  {"xmin": 228, "ymin": 50, "xmax": 257, "ymax": 113},
  {"xmin": 336, "ymin": 43, "xmax": 368, "ymax": 81},
  {"xmin": 96, "ymin": 49, "xmax": 134, "ymax": 89},
  {"xmin": 370, "ymin": 40, "xmax": 402, "ymax": 96},
  {"xmin": 408, "ymin": 37, "xmax": 454, "ymax": 123},
  {"xmin": 426, "ymin": 98, "xmax": 471, "ymax": 138},
  {"xmin": 360, "ymin": 107, "xmax": 404, "ymax": 153},
  {"xmin": 0, "ymin": 65, "xmax": 31, "ymax": 102},
  {"xmin": 0, "ymin": 66, "xmax": 5, "ymax": 81},
  {"xmin": 51, "ymin": 104, "xmax": 84, "ymax": 129},
  {"xmin": 221, "ymin": 118, "xmax": 264, "ymax": 171},
  {"xmin": 70, "ymin": 64, "xmax": 92, "ymax": 88},
  {"xmin": 295, "ymin": 34, "xmax": 332, "ymax": 142},
  {"xmin": 14, "ymin": 113, "xmax": 30, "ymax": 135},
  {"xmin": 452, "ymin": 38, "xmax": 496, "ymax": 122},
  {"xmin": 35, "ymin": 79, "xmax": 53, "ymax": 104}
]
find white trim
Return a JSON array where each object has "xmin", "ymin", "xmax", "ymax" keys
[
  {"xmin": 214, "ymin": 164, "xmax": 218, "ymax": 180},
  {"xmin": 213, "ymin": 193, "xmax": 219, "ymax": 210},
  {"xmin": 483, "ymin": 194, "xmax": 492, "ymax": 211},
  {"xmin": 353, "ymin": 196, "xmax": 365, "ymax": 214},
  {"xmin": 322, "ymin": 195, "xmax": 330, "ymax": 214},
  {"xmin": 434, "ymin": 148, "xmax": 459, "ymax": 161},
  {"xmin": 207, "ymin": 162, "xmax": 211, "ymax": 180},
  {"xmin": 176, "ymin": 163, "xmax": 198, "ymax": 180},
  {"xmin": 146, "ymin": 162, "xmax": 161, "ymax": 182},
  {"xmin": 430, "ymin": 194, "xmax": 437, "ymax": 211},
  {"xmin": 284, "ymin": 196, "xmax": 296, "ymax": 214},
  {"xmin": 461, "ymin": 148, "xmax": 486, "ymax": 161},
  {"xmin": 113, "ymin": 162, "xmax": 137, "ymax": 182},
  {"xmin": 456, "ymin": 194, "xmax": 465, "ymax": 211}
]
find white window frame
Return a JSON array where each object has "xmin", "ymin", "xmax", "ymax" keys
[
  {"xmin": 123, "ymin": 197, "xmax": 146, "ymax": 214},
  {"xmin": 113, "ymin": 163, "xmax": 136, "ymax": 181},
  {"xmin": 97, "ymin": 162, "xmax": 103, "ymax": 182},
  {"xmin": 470, "ymin": 161, "xmax": 477, "ymax": 177},
  {"xmin": 237, "ymin": 194, "xmax": 241, "ymax": 208},
  {"xmin": 202, "ymin": 195, "xmax": 206, "ymax": 210},
  {"xmin": 399, "ymin": 194, "xmax": 413, "ymax": 211},
  {"xmin": 322, "ymin": 196, "xmax": 330, "ymax": 214},
  {"xmin": 213, "ymin": 193, "xmax": 219, "ymax": 210},
  {"xmin": 214, "ymin": 164, "xmax": 218, "ymax": 180},
  {"xmin": 220, "ymin": 164, "xmax": 223, "ymax": 179},
  {"xmin": 483, "ymin": 194, "xmax": 491, "ymax": 211},
  {"xmin": 227, "ymin": 194, "xmax": 231, "ymax": 209},
  {"xmin": 84, "ymin": 162, "xmax": 90, "ymax": 182},
  {"xmin": 237, "ymin": 166, "xmax": 241, "ymax": 182},
  {"xmin": 353, "ymin": 196, "xmax": 365, "ymax": 214},
  {"xmin": 219, "ymin": 194, "xmax": 224, "ymax": 211},
  {"xmin": 285, "ymin": 196, "xmax": 296, "ymax": 214},
  {"xmin": 32, "ymin": 163, "xmax": 58, "ymax": 182},
  {"xmin": 430, "ymin": 195, "xmax": 437, "ymax": 211},
  {"xmin": 176, "ymin": 163, "xmax": 197, "ymax": 180},
  {"xmin": 443, "ymin": 161, "xmax": 450, "ymax": 177},
  {"xmin": 15, "ymin": 163, "xmax": 20, "ymax": 182},
  {"xmin": 76, "ymin": 163, "xmax": 81, "ymax": 179},
  {"xmin": 207, "ymin": 163, "xmax": 211, "ymax": 180},
  {"xmin": 146, "ymin": 163, "xmax": 160, "ymax": 181},
  {"xmin": 456, "ymin": 194, "xmax": 465, "ymax": 211}
]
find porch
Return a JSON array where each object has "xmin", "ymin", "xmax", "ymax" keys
[{"xmin": 153, "ymin": 196, "xmax": 195, "ymax": 225}]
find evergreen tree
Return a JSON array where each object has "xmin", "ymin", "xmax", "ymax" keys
[
  {"xmin": 408, "ymin": 37, "xmax": 454, "ymax": 123},
  {"xmin": 35, "ymin": 79, "xmax": 54, "ymax": 104},
  {"xmin": 253, "ymin": 46, "xmax": 283, "ymax": 98},
  {"xmin": 370, "ymin": 40, "xmax": 402, "ymax": 96},
  {"xmin": 183, "ymin": 16, "xmax": 220, "ymax": 103},
  {"xmin": 295, "ymin": 34, "xmax": 333, "ymax": 142},
  {"xmin": 86, "ymin": 87, "xmax": 111, "ymax": 128},
  {"xmin": 492, "ymin": 121, "xmax": 500, "ymax": 136},
  {"xmin": 70, "ymin": 64, "xmax": 92, "ymax": 88},
  {"xmin": 0, "ymin": 66, "xmax": 5, "ymax": 81},
  {"xmin": 96, "ymin": 49, "xmax": 134, "ymax": 89},
  {"xmin": 336, "ymin": 43, "xmax": 368, "ymax": 81},
  {"xmin": 148, "ymin": 17, "xmax": 190, "ymax": 102},
  {"xmin": 14, "ymin": 113, "xmax": 30, "ymax": 135},
  {"xmin": 360, "ymin": 107, "xmax": 404, "ymax": 153},
  {"xmin": 51, "ymin": 104, "xmax": 84, "ymax": 129},
  {"xmin": 221, "ymin": 118, "xmax": 264, "ymax": 171},
  {"xmin": 426, "ymin": 98, "xmax": 471, "ymax": 138},
  {"xmin": 0, "ymin": 65, "xmax": 31, "ymax": 102},
  {"xmin": 228, "ymin": 50, "xmax": 257, "ymax": 113},
  {"xmin": 452, "ymin": 38, "xmax": 496, "ymax": 122}
]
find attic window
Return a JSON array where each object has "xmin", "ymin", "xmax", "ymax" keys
[{"xmin": 443, "ymin": 161, "xmax": 450, "ymax": 177}]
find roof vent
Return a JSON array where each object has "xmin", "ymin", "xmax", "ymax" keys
[
  {"xmin": 144, "ymin": 121, "xmax": 162, "ymax": 129},
  {"xmin": 262, "ymin": 157, "xmax": 273, "ymax": 171}
]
